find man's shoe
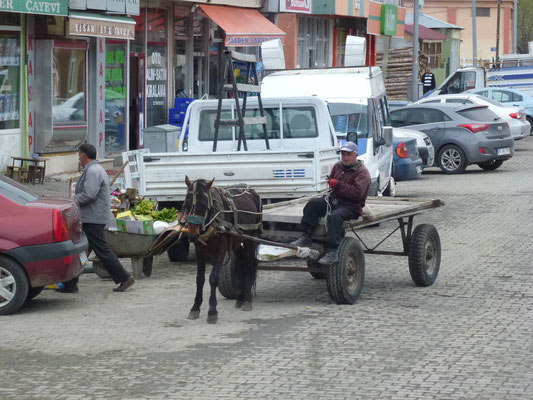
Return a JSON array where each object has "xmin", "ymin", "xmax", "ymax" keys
[
  {"xmin": 290, "ymin": 236, "xmax": 312, "ymax": 248},
  {"xmin": 55, "ymin": 286, "xmax": 79, "ymax": 294},
  {"xmin": 113, "ymin": 276, "xmax": 135, "ymax": 292},
  {"xmin": 319, "ymin": 250, "xmax": 338, "ymax": 265}
]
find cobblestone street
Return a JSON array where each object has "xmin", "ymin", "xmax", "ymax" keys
[{"xmin": 1, "ymin": 137, "xmax": 532, "ymax": 399}]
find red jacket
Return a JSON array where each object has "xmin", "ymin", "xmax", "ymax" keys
[{"xmin": 329, "ymin": 161, "xmax": 371, "ymax": 216}]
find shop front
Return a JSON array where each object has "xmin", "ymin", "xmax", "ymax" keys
[{"xmin": 0, "ymin": 0, "xmax": 69, "ymax": 172}]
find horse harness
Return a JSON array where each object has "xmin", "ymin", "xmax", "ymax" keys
[{"xmin": 185, "ymin": 182, "xmax": 262, "ymax": 244}]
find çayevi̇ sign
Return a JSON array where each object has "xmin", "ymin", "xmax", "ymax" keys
[
  {"xmin": 0, "ymin": 0, "xmax": 68, "ymax": 16},
  {"xmin": 280, "ymin": 0, "xmax": 311, "ymax": 14}
]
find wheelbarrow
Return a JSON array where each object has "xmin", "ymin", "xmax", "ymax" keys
[{"xmin": 92, "ymin": 230, "xmax": 160, "ymax": 279}]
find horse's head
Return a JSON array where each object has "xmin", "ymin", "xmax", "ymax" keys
[{"xmin": 183, "ymin": 176, "xmax": 215, "ymax": 243}]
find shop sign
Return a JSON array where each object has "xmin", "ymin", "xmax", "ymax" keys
[
  {"xmin": 0, "ymin": 0, "xmax": 68, "ymax": 16},
  {"xmin": 279, "ymin": 0, "xmax": 311, "ymax": 14},
  {"xmin": 107, "ymin": 0, "xmax": 125, "ymax": 13},
  {"xmin": 381, "ymin": 4, "xmax": 398, "ymax": 36},
  {"xmin": 69, "ymin": 16, "xmax": 135, "ymax": 40},
  {"xmin": 226, "ymin": 35, "xmax": 284, "ymax": 47},
  {"xmin": 126, "ymin": 0, "xmax": 139, "ymax": 16}
]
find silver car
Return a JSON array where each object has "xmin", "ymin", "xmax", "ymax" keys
[
  {"xmin": 393, "ymin": 127, "xmax": 435, "ymax": 169},
  {"xmin": 390, "ymin": 103, "xmax": 514, "ymax": 174}
]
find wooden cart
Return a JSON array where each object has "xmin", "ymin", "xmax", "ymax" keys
[{"xmin": 218, "ymin": 196, "xmax": 444, "ymax": 305}]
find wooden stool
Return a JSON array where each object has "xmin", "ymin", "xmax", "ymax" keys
[
  {"xmin": 17, "ymin": 167, "xmax": 27, "ymax": 183},
  {"xmin": 28, "ymin": 165, "xmax": 46, "ymax": 184},
  {"xmin": 6, "ymin": 166, "xmax": 14, "ymax": 179}
]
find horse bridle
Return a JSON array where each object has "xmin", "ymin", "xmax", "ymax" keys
[{"xmin": 184, "ymin": 181, "xmax": 217, "ymax": 231}]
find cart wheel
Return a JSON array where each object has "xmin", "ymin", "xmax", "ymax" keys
[
  {"xmin": 167, "ymin": 237, "xmax": 190, "ymax": 262},
  {"xmin": 93, "ymin": 260, "xmax": 111, "ymax": 279},
  {"xmin": 218, "ymin": 253, "xmax": 237, "ymax": 299},
  {"xmin": 306, "ymin": 257, "xmax": 326, "ymax": 279},
  {"xmin": 408, "ymin": 224, "xmax": 441, "ymax": 286},
  {"xmin": 143, "ymin": 256, "xmax": 153, "ymax": 277},
  {"xmin": 326, "ymin": 237, "xmax": 365, "ymax": 305}
]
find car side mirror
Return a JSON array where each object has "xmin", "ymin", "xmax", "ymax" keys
[{"xmin": 383, "ymin": 126, "xmax": 393, "ymax": 147}]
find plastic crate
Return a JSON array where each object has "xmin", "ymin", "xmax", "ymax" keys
[
  {"xmin": 174, "ymin": 98, "xmax": 193, "ymax": 110},
  {"xmin": 169, "ymin": 108, "xmax": 186, "ymax": 126}
]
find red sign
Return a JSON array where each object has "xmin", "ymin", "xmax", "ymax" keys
[{"xmin": 280, "ymin": 0, "xmax": 311, "ymax": 14}]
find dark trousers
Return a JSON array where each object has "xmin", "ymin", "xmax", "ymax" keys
[
  {"xmin": 65, "ymin": 223, "xmax": 130, "ymax": 287},
  {"xmin": 301, "ymin": 197, "xmax": 359, "ymax": 248}
]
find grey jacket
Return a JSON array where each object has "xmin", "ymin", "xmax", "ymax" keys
[{"xmin": 75, "ymin": 161, "xmax": 111, "ymax": 225}]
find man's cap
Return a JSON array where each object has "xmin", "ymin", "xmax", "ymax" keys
[{"xmin": 339, "ymin": 141, "xmax": 358, "ymax": 153}]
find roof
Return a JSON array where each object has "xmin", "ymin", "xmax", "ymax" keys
[
  {"xmin": 405, "ymin": 24, "xmax": 449, "ymax": 41},
  {"xmin": 406, "ymin": 13, "xmax": 463, "ymax": 30}
]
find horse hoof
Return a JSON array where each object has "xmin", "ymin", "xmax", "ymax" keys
[
  {"xmin": 242, "ymin": 301, "xmax": 253, "ymax": 311},
  {"xmin": 188, "ymin": 311, "xmax": 200, "ymax": 320},
  {"xmin": 207, "ymin": 313, "xmax": 218, "ymax": 324},
  {"xmin": 235, "ymin": 300, "xmax": 243, "ymax": 308}
]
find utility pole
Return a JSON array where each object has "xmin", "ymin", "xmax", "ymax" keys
[
  {"xmin": 513, "ymin": 0, "xmax": 518, "ymax": 53},
  {"xmin": 412, "ymin": 0, "xmax": 420, "ymax": 100},
  {"xmin": 496, "ymin": 0, "xmax": 501, "ymax": 64},
  {"xmin": 472, "ymin": 0, "xmax": 477, "ymax": 65}
]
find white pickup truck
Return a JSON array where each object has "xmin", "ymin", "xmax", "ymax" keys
[{"xmin": 123, "ymin": 96, "xmax": 393, "ymax": 204}]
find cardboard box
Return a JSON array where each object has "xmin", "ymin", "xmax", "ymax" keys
[{"xmin": 110, "ymin": 219, "xmax": 155, "ymax": 235}]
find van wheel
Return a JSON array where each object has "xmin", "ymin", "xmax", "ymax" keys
[{"xmin": 437, "ymin": 145, "xmax": 467, "ymax": 174}]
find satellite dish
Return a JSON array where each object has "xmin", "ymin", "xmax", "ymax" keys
[
  {"xmin": 344, "ymin": 36, "xmax": 366, "ymax": 67},
  {"xmin": 261, "ymin": 39, "xmax": 285, "ymax": 70}
]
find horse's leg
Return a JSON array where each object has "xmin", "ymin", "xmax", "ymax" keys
[
  {"xmin": 188, "ymin": 251, "xmax": 207, "ymax": 320},
  {"xmin": 207, "ymin": 250, "xmax": 226, "ymax": 324},
  {"xmin": 241, "ymin": 240, "xmax": 259, "ymax": 312}
]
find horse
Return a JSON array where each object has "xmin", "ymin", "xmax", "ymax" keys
[{"xmin": 182, "ymin": 176, "xmax": 262, "ymax": 324}]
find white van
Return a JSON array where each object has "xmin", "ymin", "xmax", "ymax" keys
[{"xmin": 261, "ymin": 66, "xmax": 395, "ymax": 196}]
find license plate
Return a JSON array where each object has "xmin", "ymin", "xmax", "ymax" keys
[
  {"xmin": 497, "ymin": 147, "xmax": 510, "ymax": 155},
  {"xmin": 79, "ymin": 252, "xmax": 88, "ymax": 265}
]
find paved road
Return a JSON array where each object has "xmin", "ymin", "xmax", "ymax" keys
[{"xmin": 2, "ymin": 138, "xmax": 532, "ymax": 399}]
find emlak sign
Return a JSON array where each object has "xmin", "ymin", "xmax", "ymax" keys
[{"xmin": 280, "ymin": 0, "xmax": 311, "ymax": 14}]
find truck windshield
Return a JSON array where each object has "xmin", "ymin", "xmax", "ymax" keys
[{"xmin": 328, "ymin": 102, "xmax": 370, "ymax": 139}]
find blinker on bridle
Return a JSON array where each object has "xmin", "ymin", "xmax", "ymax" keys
[{"xmin": 185, "ymin": 181, "xmax": 214, "ymax": 228}]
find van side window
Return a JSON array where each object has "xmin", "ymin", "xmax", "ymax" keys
[
  {"xmin": 198, "ymin": 110, "xmax": 234, "ymax": 141},
  {"xmin": 373, "ymin": 99, "xmax": 384, "ymax": 139},
  {"xmin": 281, "ymin": 107, "xmax": 318, "ymax": 139}
]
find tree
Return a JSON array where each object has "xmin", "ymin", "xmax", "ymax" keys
[{"xmin": 518, "ymin": 0, "xmax": 533, "ymax": 53}]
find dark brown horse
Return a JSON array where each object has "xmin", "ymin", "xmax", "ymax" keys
[{"xmin": 182, "ymin": 176, "xmax": 262, "ymax": 324}]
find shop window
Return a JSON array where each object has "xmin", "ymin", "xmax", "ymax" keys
[
  {"xmin": 52, "ymin": 46, "xmax": 86, "ymax": 127},
  {"xmin": 474, "ymin": 8, "xmax": 490, "ymax": 17},
  {"xmin": 0, "ymin": 31, "xmax": 20, "ymax": 130},
  {"xmin": 146, "ymin": 9, "xmax": 168, "ymax": 128},
  {"xmin": 105, "ymin": 41, "xmax": 127, "ymax": 154}
]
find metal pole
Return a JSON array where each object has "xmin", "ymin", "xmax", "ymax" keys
[
  {"xmin": 513, "ymin": 0, "xmax": 518, "ymax": 53},
  {"xmin": 472, "ymin": 0, "xmax": 477, "ymax": 65},
  {"xmin": 496, "ymin": 0, "xmax": 501, "ymax": 64},
  {"xmin": 412, "ymin": 0, "xmax": 420, "ymax": 100}
]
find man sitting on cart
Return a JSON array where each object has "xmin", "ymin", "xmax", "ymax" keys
[{"xmin": 291, "ymin": 141, "xmax": 371, "ymax": 265}]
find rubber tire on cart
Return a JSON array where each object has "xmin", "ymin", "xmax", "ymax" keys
[
  {"xmin": 307, "ymin": 257, "xmax": 326, "ymax": 279},
  {"xmin": 93, "ymin": 259, "xmax": 111, "ymax": 279},
  {"xmin": 477, "ymin": 159, "xmax": 504, "ymax": 171},
  {"xmin": 218, "ymin": 253, "xmax": 237, "ymax": 299},
  {"xmin": 167, "ymin": 237, "xmax": 190, "ymax": 262},
  {"xmin": 326, "ymin": 237, "xmax": 365, "ymax": 305},
  {"xmin": 437, "ymin": 144, "xmax": 467, "ymax": 174},
  {"xmin": 408, "ymin": 224, "xmax": 441, "ymax": 287},
  {"xmin": 26, "ymin": 286, "xmax": 44, "ymax": 301},
  {"xmin": 0, "ymin": 255, "xmax": 30, "ymax": 315}
]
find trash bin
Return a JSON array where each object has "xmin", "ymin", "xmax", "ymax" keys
[{"xmin": 142, "ymin": 124, "xmax": 180, "ymax": 152}]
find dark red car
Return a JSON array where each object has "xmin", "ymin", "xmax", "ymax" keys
[{"xmin": 0, "ymin": 175, "xmax": 88, "ymax": 315}]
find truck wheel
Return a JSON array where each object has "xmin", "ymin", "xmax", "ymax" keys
[
  {"xmin": 93, "ymin": 260, "xmax": 111, "ymax": 279},
  {"xmin": 382, "ymin": 176, "xmax": 396, "ymax": 197},
  {"xmin": 437, "ymin": 144, "xmax": 467, "ymax": 174},
  {"xmin": 477, "ymin": 159, "xmax": 504, "ymax": 171},
  {"xmin": 167, "ymin": 237, "xmax": 190, "ymax": 262},
  {"xmin": 218, "ymin": 253, "xmax": 237, "ymax": 299},
  {"xmin": 26, "ymin": 286, "xmax": 44, "ymax": 301},
  {"xmin": 0, "ymin": 256, "xmax": 30, "ymax": 315},
  {"xmin": 326, "ymin": 237, "xmax": 365, "ymax": 304},
  {"xmin": 408, "ymin": 224, "xmax": 441, "ymax": 286},
  {"xmin": 307, "ymin": 257, "xmax": 326, "ymax": 279}
]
